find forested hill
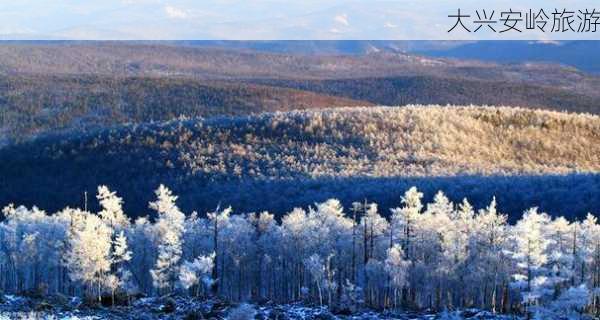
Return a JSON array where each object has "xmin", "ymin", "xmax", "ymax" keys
[
  {"xmin": 2, "ymin": 105, "xmax": 599, "ymax": 220},
  {"xmin": 0, "ymin": 75, "xmax": 370, "ymax": 145},
  {"xmin": 2, "ymin": 43, "xmax": 600, "ymax": 145},
  {"xmin": 3, "ymin": 74, "xmax": 597, "ymax": 146}
]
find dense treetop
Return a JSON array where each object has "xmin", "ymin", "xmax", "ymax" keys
[{"xmin": 1, "ymin": 106, "xmax": 599, "ymax": 218}]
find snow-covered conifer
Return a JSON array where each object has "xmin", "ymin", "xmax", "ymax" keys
[{"xmin": 149, "ymin": 185, "xmax": 186, "ymax": 293}]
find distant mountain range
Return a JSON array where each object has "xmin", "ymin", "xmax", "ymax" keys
[
  {"xmin": 173, "ymin": 40, "xmax": 600, "ymax": 74},
  {"xmin": 3, "ymin": 40, "xmax": 598, "ymax": 72},
  {"xmin": 418, "ymin": 41, "xmax": 600, "ymax": 74}
]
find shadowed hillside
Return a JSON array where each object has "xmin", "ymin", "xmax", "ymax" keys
[
  {"xmin": 252, "ymin": 76, "xmax": 600, "ymax": 114},
  {"xmin": 1, "ymin": 105, "xmax": 599, "ymax": 219}
]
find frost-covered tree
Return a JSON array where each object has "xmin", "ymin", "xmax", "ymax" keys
[
  {"xmin": 207, "ymin": 205, "xmax": 231, "ymax": 296},
  {"xmin": 251, "ymin": 211, "xmax": 278, "ymax": 300},
  {"xmin": 444, "ymin": 199, "xmax": 474, "ymax": 268},
  {"xmin": 221, "ymin": 214, "xmax": 256, "ymax": 300},
  {"xmin": 359, "ymin": 202, "xmax": 388, "ymax": 306},
  {"xmin": 96, "ymin": 186, "xmax": 135, "ymax": 302},
  {"xmin": 304, "ymin": 254, "xmax": 326, "ymax": 306},
  {"xmin": 0, "ymin": 205, "xmax": 69, "ymax": 294},
  {"xmin": 469, "ymin": 197, "xmax": 509, "ymax": 312},
  {"xmin": 281, "ymin": 207, "xmax": 309, "ymax": 301},
  {"xmin": 385, "ymin": 244, "xmax": 410, "ymax": 308},
  {"xmin": 546, "ymin": 217, "xmax": 574, "ymax": 294},
  {"xmin": 510, "ymin": 208, "xmax": 552, "ymax": 314},
  {"xmin": 97, "ymin": 186, "xmax": 130, "ymax": 230},
  {"xmin": 534, "ymin": 284, "xmax": 590, "ymax": 319},
  {"xmin": 390, "ymin": 187, "xmax": 423, "ymax": 260},
  {"xmin": 0, "ymin": 185, "xmax": 598, "ymax": 317},
  {"xmin": 441, "ymin": 198, "xmax": 475, "ymax": 308},
  {"xmin": 112, "ymin": 231, "xmax": 135, "ymax": 298},
  {"xmin": 360, "ymin": 203, "xmax": 388, "ymax": 265},
  {"xmin": 580, "ymin": 213, "xmax": 600, "ymax": 315},
  {"xmin": 179, "ymin": 253, "xmax": 215, "ymax": 296},
  {"xmin": 64, "ymin": 212, "xmax": 113, "ymax": 302},
  {"xmin": 149, "ymin": 185, "xmax": 186, "ymax": 294},
  {"xmin": 128, "ymin": 216, "xmax": 156, "ymax": 293},
  {"xmin": 113, "ymin": 231, "xmax": 132, "ymax": 270}
]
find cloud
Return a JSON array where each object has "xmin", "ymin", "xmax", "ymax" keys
[
  {"xmin": 334, "ymin": 13, "xmax": 349, "ymax": 26},
  {"xmin": 0, "ymin": 26, "xmax": 36, "ymax": 35},
  {"xmin": 121, "ymin": 0, "xmax": 159, "ymax": 4},
  {"xmin": 1, "ymin": 0, "xmax": 596, "ymax": 40},
  {"xmin": 534, "ymin": 40, "xmax": 562, "ymax": 45},
  {"xmin": 164, "ymin": 5, "xmax": 188, "ymax": 19}
]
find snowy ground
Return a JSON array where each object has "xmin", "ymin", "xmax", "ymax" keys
[{"xmin": 0, "ymin": 295, "xmax": 523, "ymax": 320}]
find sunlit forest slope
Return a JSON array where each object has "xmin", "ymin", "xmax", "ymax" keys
[{"xmin": 1, "ymin": 105, "xmax": 599, "ymax": 219}]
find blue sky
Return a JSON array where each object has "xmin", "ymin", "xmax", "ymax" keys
[{"xmin": 0, "ymin": 0, "xmax": 598, "ymax": 40}]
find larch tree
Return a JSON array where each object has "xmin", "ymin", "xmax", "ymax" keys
[
  {"xmin": 179, "ymin": 252, "xmax": 215, "ymax": 297},
  {"xmin": 304, "ymin": 254, "xmax": 326, "ymax": 306},
  {"xmin": 97, "ymin": 186, "xmax": 130, "ymax": 231},
  {"xmin": 390, "ymin": 187, "xmax": 423, "ymax": 260},
  {"xmin": 470, "ymin": 197, "xmax": 508, "ymax": 312},
  {"xmin": 64, "ymin": 212, "xmax": 113, "ymax": 302},
  {"xmin": 546, "ymin": 217, "xmax": 574, "ymax": 294},
  {"xmin": 207, "ymin": 205, "xmax": 232, "ymax": 296},
  {"xmin": 149, "ymin": 185, "xmax": 186, "ymax": 294},
  {"xmin": 385, "ymin": 244, "xmax": 410, "ymax": 308},
  {"xmin": 510, "ymin": 208, "xmax": 552, "ymax": 314},
  {"xmin": 112, "ymin": 231, "xmax": 134, "ymax": 298}
]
